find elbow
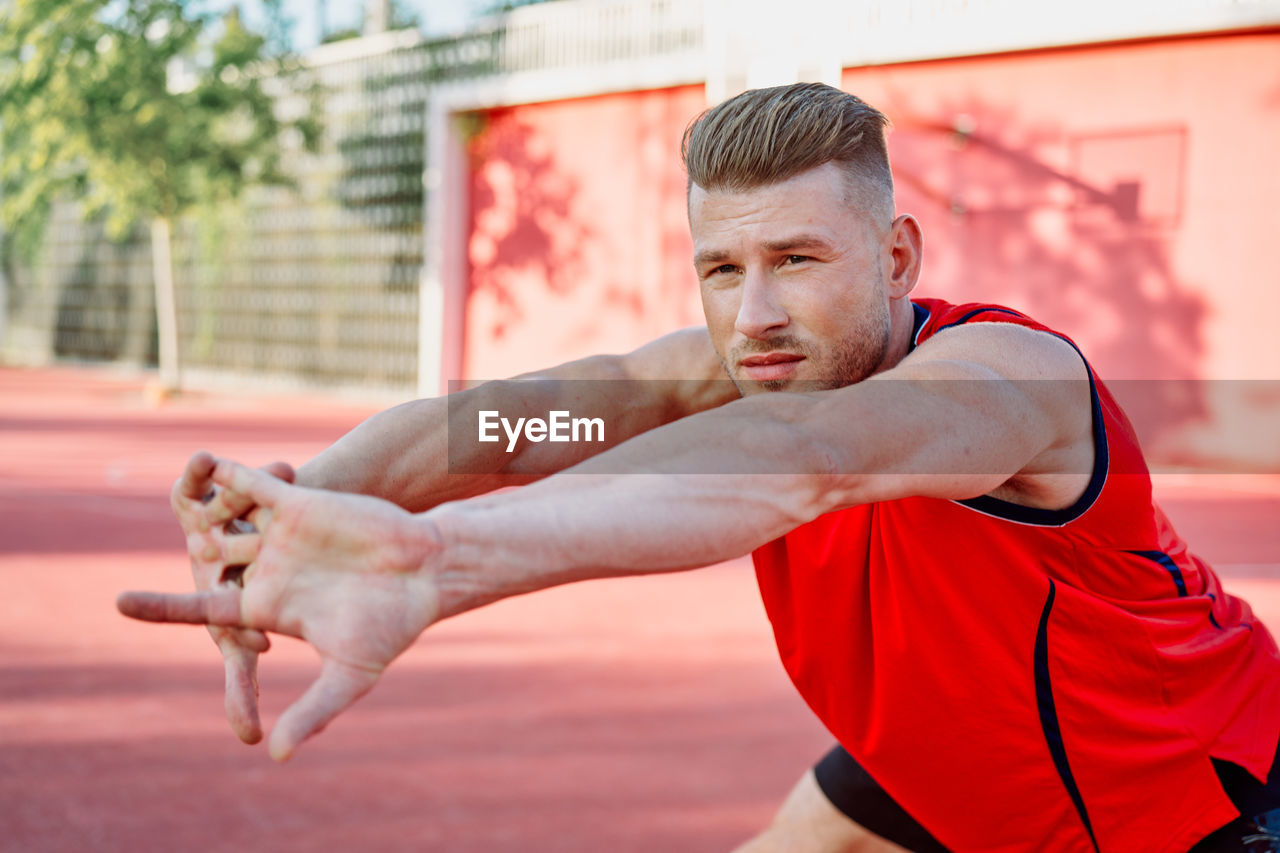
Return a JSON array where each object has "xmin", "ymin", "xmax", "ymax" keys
[
  {"xmin": 724, "ymin": 400, "xmax": 859, "ymax": 523},
  {"xmin": 792, "ymin": 429, "xmax": 861, "ymax": 522}
]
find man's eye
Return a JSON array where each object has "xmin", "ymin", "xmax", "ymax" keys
[
  {"xmin": 784, "ymin": 255, "xmax": 810, "ymax": 265},
  {"xmin": 709, "ymin": 264, "xmax": 737, "ymax": 276}
]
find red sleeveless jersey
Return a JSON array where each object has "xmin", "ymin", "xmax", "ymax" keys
[{"xmin": 751, "ymin": 298, "xmax": 1280, "ymax": 852}]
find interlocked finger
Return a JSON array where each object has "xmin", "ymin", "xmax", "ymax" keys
[
  {"xmin": 220, "ymin": 530, "xmax": 262, "ymax": 570},
  {"xmin": 210, "ymin": 460, "xmax": 289, "ymax": 511},
  {"xmin": 242, "ymin": 505, "xmax": 274, "ymax": 533},
  {"xmin": 171, "ymin": 453, "xmax": 218, "ymax": 520},
  {"xmin": 174, "ymin": 451, "xmax": 217, "ymax": 500},
  {"xmin": 203, "ymin": 485, "xmax": 259, "ymax": 527},
  {"xmin": 212, "ymin": 624, "xmax": 270, "ymax": 653}
]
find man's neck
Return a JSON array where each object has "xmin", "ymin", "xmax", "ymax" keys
[{"xmin": 876, "ymin": 297, "xmax": 917, "ymax": 375}]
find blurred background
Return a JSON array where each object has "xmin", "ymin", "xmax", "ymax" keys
[
  {"xmin": 3, "ymin": 0, "xmax": 1279, "ymax": 466},
  {"xmin": 3, "ymin": 3, "xmax": 1280, "ymax": 850}
]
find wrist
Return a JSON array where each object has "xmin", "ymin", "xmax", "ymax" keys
[{"xmin": 415, "ymin": 502, "xmax": 483, "ymax": 621}]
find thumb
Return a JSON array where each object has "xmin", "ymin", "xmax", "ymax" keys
[{"xmin": 268, "ymin": 658, "xmax": 380, "ymax": 762}]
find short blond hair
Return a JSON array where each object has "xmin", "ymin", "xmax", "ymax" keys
[{"xmin": 681, "ymin": 83, "xmax": 893, "ymax": 216}]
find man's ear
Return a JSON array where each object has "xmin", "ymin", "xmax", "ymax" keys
[{"xmin": 887, "ymin": 214, "xmax": 923, "ymax": 299}]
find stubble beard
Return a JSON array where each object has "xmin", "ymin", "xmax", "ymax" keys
[{"xmin": 724, "ymin": 303, "xmax": 892, "ymax": 396}]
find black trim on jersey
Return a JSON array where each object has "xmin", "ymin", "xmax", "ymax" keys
[
  {"xmin": 909, "ymin": 301, "xmax": 931, "ymax": 352},
  {"xmin": 954, "ymin": 333, "xmax": 1109, "ymax": 527},
  {"xmin": 1035, "ymin": 580, "xmax": 1101, "ymax": 852},
  {"xmin": 1126, "ymin": 553, "xmax": 1239, "ymax": 631},
  {"xmin": 933, "ymin": 306, "xmax": 1025, "ymax": 334},
  {"xmin": 1207, "ymin": 593, "xmax": 1224, "ymax": 630},
  {"xmin": 1126, "ymin": 549, "xmax": 1188, "ymax": 597}
]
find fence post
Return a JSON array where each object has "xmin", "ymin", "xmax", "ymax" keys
[{"xmin": 151, "ymin": 216, "xmax": 181, "ymax": 392}]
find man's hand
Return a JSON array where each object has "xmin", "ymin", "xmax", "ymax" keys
[
  {"xmin": 129, "ymin": 458, "xmax": 443, "ymax": 761},
  {"xmin": 172, "ymin": 452, "xmax": 296, "ymax": 744}
]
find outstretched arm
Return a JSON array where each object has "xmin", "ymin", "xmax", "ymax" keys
[
  {"xmin": 122, "ymin": 321, "xmax": 1092, "ymax": 759},
  {"xmin": 291, "ymin": 326, "xmax": 734, "ymax": 509},
  {"xmin": 428, "ymin": 321, "xmax": 1094, "ymax": 614},
  {"xmin": 178, "ymin": 326, "xmax": 732, "ymax": 743}
]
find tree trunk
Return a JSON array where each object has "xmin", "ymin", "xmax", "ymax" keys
[{"xmin": 151, "ymin": 215, "xmax": 180, "ymax": 391}]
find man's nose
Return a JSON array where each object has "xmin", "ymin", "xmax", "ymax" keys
[{"xmin": 734, "ymin": 269, "xmax": 789, "ymax": 339}]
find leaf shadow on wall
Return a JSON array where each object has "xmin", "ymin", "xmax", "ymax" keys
[
  {"xmin": 883, "ymin": 94, "xmax": 1212, "ymax": 461},
  {"xmin": 588, "ymin": 91, "xmax": 705, "ymax": 349},
  {"xmin": 466, "ymin": 113, "xmax": 593, "ymax": 343}
]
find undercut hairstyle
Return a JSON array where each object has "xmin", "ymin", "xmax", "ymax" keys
[{"xmin": 681, "ymin": 83, "xmax": 894, "ymax": 219}]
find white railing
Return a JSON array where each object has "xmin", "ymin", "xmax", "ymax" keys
[
  {"xmin": 482, "ymin": 0, "xmax": 704, "ymax": 75},
  {"xmin": 832, "ymin": 0, "xmax": 1280, "ymax": 68},
  {"xmin": 447, "ymin": 0, "xmax": 1278, "ymax": 111}
]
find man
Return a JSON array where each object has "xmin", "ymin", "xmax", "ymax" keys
[{"xmin": 118, "ymin": 83, "xmax": 1280, "ymax": 851}]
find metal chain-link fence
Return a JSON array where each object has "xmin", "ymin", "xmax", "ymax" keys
[
  {"xmin": 2, "ymin": 203, "xmax": 156, "ymax": 369},
  {"xmin": 0, "ymin": 0, "xmax": 706, "ymax": 395},
  {"xmin": 170, "ymin": 39, "xmax": 434, "ymax": 393},
  {"xmin": 0, "ymin": 28, "xmax": 501, "ymax": 394}
]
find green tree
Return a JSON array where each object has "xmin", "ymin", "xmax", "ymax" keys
[{"xmin": 0, "ymin": 0, "xmax": 320, "ymax": 388}]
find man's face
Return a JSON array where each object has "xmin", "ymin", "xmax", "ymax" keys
[{"xmin": 690, "ymin": 162, "xmax": 895, "ymax": 396}]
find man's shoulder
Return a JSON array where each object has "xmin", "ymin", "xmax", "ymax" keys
[
  {"xmin": 906, "ymin": 298, "xmax": 1091, "ymax": 386},
  {"xmin": 912, "ymin": 298, "xmax": 1066, "ymax": 345}
]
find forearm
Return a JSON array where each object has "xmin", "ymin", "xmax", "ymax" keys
[
  {"xmin": 295, "ymin": 362, "xmax": 690, "ymax": 511},
  {"xmin": 425, "ymin": 393, "xmax": 839, "ymax": 619},
  {"xmin": 293, "ymin": 395, "xmax": 514, "ymax": 510},
  {"xmin": 419, "ymin": 350, "xmax": 1081, "ymax": 619}
]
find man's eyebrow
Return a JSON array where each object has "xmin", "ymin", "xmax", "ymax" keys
[
  {"xmin": 693, "ymin": 235, "xmax": 835, "ymax": 268},
  {"xmin": 761, "ymin": 235, "xmax": 835, "ymax": 254},
  {"xmin": 693, "ymin": 249, "xmax": 731, "ymax": 268}
]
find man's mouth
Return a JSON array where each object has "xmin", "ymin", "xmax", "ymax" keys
[{"xmin": 739, "ymin": 353, "xmax": 805, "ymax": 382}]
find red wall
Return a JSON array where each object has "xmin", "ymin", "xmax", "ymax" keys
[
  {"xmin": 464, "ymin": 85, "xmax": 706, "ymax": 380},
  {"xmin": 841, "ymin": 32, "xmax": 1280, "ymax": 384},
  {"xmin": 841, "ymin": 33, "xmax": 1280, "ymax": 466},
  {"xmin": 464, "ymin": 34, "xmax": 1280, "ymax": 466}
]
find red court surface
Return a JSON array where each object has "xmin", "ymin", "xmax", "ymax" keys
[{"xmin": 2, "ymin": 365, "xmax": 1278, "ymax": 852}]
